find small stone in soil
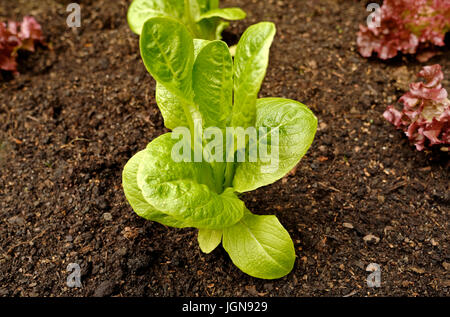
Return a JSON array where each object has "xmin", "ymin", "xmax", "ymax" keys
[
  {"xmin": 102, "ymin": 213, "xmax": 112, "ymax": 221},
  {"xmin": 8, "ymin": 216, "xmax": 25, "ymax": 226},
  {"xmin": 343, "ymin": 222, "xmax": 354, "ymax": 229},
  {"xmin": 264, "ymin": 283, "xmax": 274, "ymax": 291},
  {"xmin": 93, "ymin": 280, "xmax": 116, "ymax": 297},
  {"xmin": 363, "ymin": 234, "xmax": 380, "ymax": 244}
]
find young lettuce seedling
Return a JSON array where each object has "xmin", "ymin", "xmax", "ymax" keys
[
  {"xmin": 122, "ymin": 17, "xmax": 317, "ymax": 279},
  {"xmin": 127, "ymin": 0, "xmax": 246, "ymax": 40}
]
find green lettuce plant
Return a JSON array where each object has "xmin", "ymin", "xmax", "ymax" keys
[
  {"xmin": 127, "ymin": 0, "xmax": 246, "ymax": 40},
  {"xmin": 122, "ymin": 17, "xmax": 317, "ymax": 279}
]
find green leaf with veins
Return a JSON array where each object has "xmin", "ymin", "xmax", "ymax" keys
[
  {"xmin": 155, "ymin": 83, "xmax": 189, "ymax": 130},
  {"xmin": 198, "ymin": 228, "xmax": 222, "ymax": 253},
  {"xmin": 140, "ymin": 17, "xmax": 195, "ymax": 102},
  {"xmin": 233, "ymin": 98, "xmax": 317, "ymax": 193},
  {"xmin": 136, "ymin": 133, "xmax": 245, "ymax": 230},
  {"xmin": 127, "ymin": 0, "xmax": 185, "ymax": 35},
  {"xmin": 198, "ymin": 8, "xmax": 246, "ymax": 21},
  {"xmin": 122, "ymin": 150, "xmax": 189, "ymax": 228},
  {"xmin": 223, "ymin": 210, "xmax": 295, "ymax": 279},
  {"xmin": 156, "ymin": 39, "xmax": 209, "ymax": 130},
  {"xmin": 127, "ymin": 0, "xmax": 245, "ymax": 39},
  {"xmin": 193, "ymin": 40, "xmax": 233, "ymax": 128},
  {"xmin": 232, "ymin": 22, "xmax": 276, "ymax": 129}
]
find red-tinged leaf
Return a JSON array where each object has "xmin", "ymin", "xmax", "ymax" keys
[
  {"xmin": 0, "ymin": 16, "xmax": 45, "ymax": 74},
  {"xmin": 384, "ymin": 64, "xmax": 450, "ymax": 151},
  {"xmin": 357, "ymin": 0, "xmax": 450, "ymax": 60},
  {"xmin": 18, "ymin": 16, "xmax": 45, "ymax": 51}
]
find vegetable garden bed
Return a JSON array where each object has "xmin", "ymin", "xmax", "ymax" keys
[{"xmin": 0, "ymin": 0, "xmax": 448, "ymax": 296}]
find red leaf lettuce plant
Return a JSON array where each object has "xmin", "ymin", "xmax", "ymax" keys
[
  {"xmin": 358, "ymin": 0, "xmax": 450, "ymax": 61},
  {"xmin": 384, "ymin": 64, "xmax": 449, "ymax": 151},
  {"xmin": 0, "ymin": 16, "xmax": 45, "ymax": 73}
]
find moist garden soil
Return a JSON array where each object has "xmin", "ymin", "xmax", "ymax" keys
[{"xmin": 0, "ymin": 0, "xmax": 449, "ymax": 297}]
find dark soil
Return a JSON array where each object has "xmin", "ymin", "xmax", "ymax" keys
[{"xmin": 0, "ymin": 0, "xmax": 449, "ymax": 297}]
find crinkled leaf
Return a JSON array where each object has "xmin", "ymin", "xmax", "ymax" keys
[
  {"xmin": 140, "ymin": 17, "xmax": 194, "ymax": 102},
  {"xmin": 155, "ymin": 83, "xmax": 189, "ymax": 130},
  {"xmin": 136, "ymin": 133, "xmax": 245, "ymax": 229},
  {"xmin": 155, "ymin": 39, "xmax": 209, "ymax": 130},
  {"xmin": 128, "ymin": 0, "xmax": 245, "ymax": 40},
  {"xmin": 198, "ymin": 8, "xmax": 246, "ymax": 21},
  {"xmin": 127, "ymin": 0, "xmax": 185, "ymax": 34},
  {"xmin": 384, "ymin": 64, "xmax": 449, "ymax": 151},
  {"xmin": 357, "ymin": 0, "xmax": 450, "ymax": 61},
  {"xmin": 215, "ymin": 20, "xmax": 230, "ymax": 40},
  {"xmin": 198, "ymin": 228, "xmax": 222, "ymax": 253},
  {"xmin": 122, "ymin": 150, "xmax": 189, "ymax": 228},
  {"xmin": 223, "ymin": 210, "xmax": 295, "ymax": 279},
  {"xmin": 193, "ymin": 40, "xmax": 233, "ymax": 128},
  {"xmin": 232, "ymin": 22, "xmax": 276, "ymax": 128},
  {"xmin": 0, "ymin": 16, "xmax": 45, "ymax": 73},
  {"xmin": 233, "ymin": 98, "xmax": 317, "ymax": 193}
]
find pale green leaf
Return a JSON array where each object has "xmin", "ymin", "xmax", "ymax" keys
[
  {"xmin": 197, "ymin": 8, "xmax": 246, "ymax": 21},
  {"xmin": 232, "ymin": 22, "xmax": 276, "ymax": 128},
  {"xmin": 215, "ymin": 20, "xmax": 230, "ymax": 40},
  {"xmin": 140, "ymin": 17, "xmax": 194, "ymax": 102},
  {"xmin": 209, "ymin": 0, "xmax": 219, "ymax": 10},
  {"xmin": 193, "ymin": 40, "xmax": 233, "ymax": 128},
  {"xmin": 233, "ymin": 98, "xmax": 317, "ymax": 193},
  {"xmin": 155, "ymin": 83, "xmax": 189, "ymax": 130},
  {"xmin": 136, "ymin": 133, "xmax": 245, "ymax": 229},
  {"xmin": 198, "ymin": 228, "xmax": 222, "ymax": 253},
  {"xmin": 155, "ymin": 39, "xmax": 210, "ymax": 130},
  {"xmin": 122, "ymin": 150, "xmax": 188, "ymax": 228},
  {"xmin": 223, "ymin": 210, "xmax": 295, "ymax": 279},
  {"xmin": 127, "ymin": 0, "xmax": 185, "ymax": 35}
]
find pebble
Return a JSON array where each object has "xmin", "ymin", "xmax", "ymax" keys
[
  {"xmin": 97, "ymin": 198, "xmax": 108, "ymax": 210},
  {"xmin": 264, "ymin": 283, "xmax": 274, "ymax": 291},
  {"xmin": 363, "ymin": 234, "xmax": 380, "ymax": 244},
  {"xmin": 115, "ymin": 247, "xmax": 128, "ymax": 258},
  {"xmin": 8, "ymin": 216, "xmax": 25, "ymax": 226},
  {"xmin": 410, "ymin": 267, "xmax": 425, "ymax": 274},
  {"xmin": 93, "ymin": 280, "xmax": 116, "ymax": 297},
  {"xmin": 318, "ymin": 145, "xmax": 327, "ymax": 152},
  {"xmin": 343, "ymin": 222, "xmax": 354, "ymax": 229},
  {"xmin": 102, "ymin": 213, "xmax": 113, "ymax": 221},
  {"xmin": 118, "ymin": 91, "xmax": 131, "ymax": 103}
]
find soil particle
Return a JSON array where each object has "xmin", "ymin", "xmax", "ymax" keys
[
  {"xmin": 93, "ymin": 280, "xmax": 117, "ymax": 297},
  {"xmin": 102, "ymin": 212, "xmax": 112, "ymax": 221},
  {"xmin": 363, "ymin": 234, "xmax": 381, "ymax": 244}
]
